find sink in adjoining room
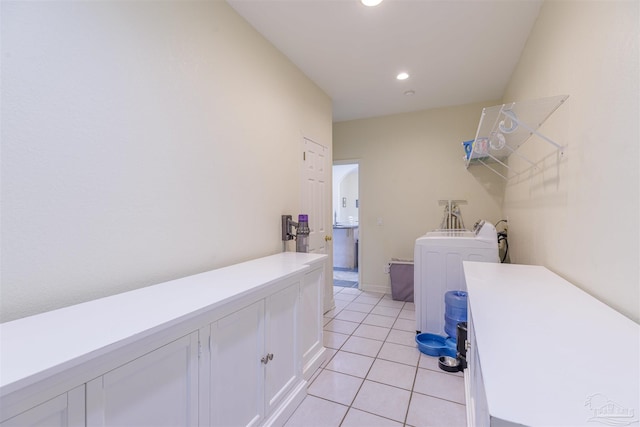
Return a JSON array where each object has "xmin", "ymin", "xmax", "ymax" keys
[{"xmin": 333, "ymin": 222, "xmax": 358, "ymax": 229}]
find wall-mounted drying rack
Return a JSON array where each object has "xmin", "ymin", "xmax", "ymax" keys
[{"xmin": 464, "ymin": 94, "xmax": 569, "ymax": 180}]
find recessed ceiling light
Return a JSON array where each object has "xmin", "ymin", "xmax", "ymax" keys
[
  {"xmin": 361, "ymin": 0, "xmax": 383, "ymax": 6},
  {"xmin": 404, "ymin": 90, "xmax": 415, "ymax": 96},
  {"xmin": 396, "ymin": 72, "xmax": 409, "ymax": 80}
]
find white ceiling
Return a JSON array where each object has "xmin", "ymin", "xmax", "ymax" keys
[{"xmin": 227, "ymin": 0, "xmax": 543, "ymax": 122}]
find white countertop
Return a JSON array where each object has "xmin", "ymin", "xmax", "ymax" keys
[
  {"xmin": 463, "ymin": 261, "xmax": 639, "ymax": 426},
  {"xmin": 0, "ymin": 252, "xmax": 326, "ymax": 397}
]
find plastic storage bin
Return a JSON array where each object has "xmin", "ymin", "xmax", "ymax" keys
[{"xmin": 444, "ymin": 290, "xmax": 468, "ymax": 340}]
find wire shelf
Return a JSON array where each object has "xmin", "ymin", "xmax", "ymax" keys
[{"xmin": 464, "ymin": 94, "xmax": 569, "ymax": 180}]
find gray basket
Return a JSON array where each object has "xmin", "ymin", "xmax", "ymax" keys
[{"xmin": 389, "ymin": 260, "xmax": 414, "ymax": 302}]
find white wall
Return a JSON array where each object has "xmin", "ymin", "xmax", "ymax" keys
[
  {"xmin": 501, "ymin": 0, "xmax": 639, "ymax": 322},
  {"xmin": 338, "ymin": 170, "xmax": 359, "ymax": 224},
  {"xmin": 0, "ymin": 1, "xmax": 331, "ymax": 322},
  {"xmin": 333, "ymin": 102, "xmax": 504, "ymax": 293},
  {"xmin": 332, "ymin": 163, "xmax": 358, "ymax": 224}
]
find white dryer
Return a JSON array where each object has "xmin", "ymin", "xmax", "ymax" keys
[{"xmin": 414, "ymin": 220, "xmax": 499, "ymax": 335}]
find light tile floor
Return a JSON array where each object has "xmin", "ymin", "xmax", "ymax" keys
[
  {"xmin": 284, "ymin": 286, "xmax": 467, "ymax": 427},
  {"xmin": 334, "ymin": 268, "xmax": 359, "ymax": 288}
]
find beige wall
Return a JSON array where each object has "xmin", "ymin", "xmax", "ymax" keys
[
  {"xmin": 1, "ymin": 1, "xmax": 332, "ymax": 322},
  {"xmin": 502, "ymin": 0, "xmax": 639, "ymax": 322},
  {"xmin": 339, "ymin": 170, "xmax": 359, "ymax": 224},
  {"xmin": 334, "ymin": 1, "xmax": 639, "ymax": 323},
  {"xmin": 333, "ymin": 102, "xmax": 504, "ymax": 294}
]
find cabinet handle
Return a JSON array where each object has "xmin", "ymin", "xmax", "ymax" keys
[
  {"xmin": 268, "ymin": 353, "xmax": 274, "ymax": 361},
  {"xmin": 261, "ymin": 353, "xmax": 274, "ymax": 364}
]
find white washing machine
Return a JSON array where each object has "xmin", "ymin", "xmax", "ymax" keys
[{"xmin": 414, "ymin": 220, "xmax": 499, "ymax": 335}]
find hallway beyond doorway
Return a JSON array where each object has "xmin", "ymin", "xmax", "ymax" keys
[
  {"xmin": 334, "ymin": 267, "xmax": 358, "ymax": 288},
  {"xmin": 333, "ymin": 162, "xmax": 360, "ymax": 288}
]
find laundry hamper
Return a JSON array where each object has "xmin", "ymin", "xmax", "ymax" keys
[{"xmin": 389, "ymin": 259, "xmax": 414, "ymax": 302}]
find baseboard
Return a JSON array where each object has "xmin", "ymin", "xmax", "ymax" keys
[
  {"xmin": 261, "ymin": 379, "xmax": 307, "ymax": 427},
  {"xmin": 324, "ymin": 296, "xmax": 335, "ymax": 314},
  {"xmin": 303, "ymin": 346, "xmax": 327, "ymax": 380},
  {"xmin": 359, "ymin": 283, "xmax": 391, "ymax": 295}
]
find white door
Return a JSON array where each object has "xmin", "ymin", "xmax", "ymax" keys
[
  {"xmin": 301, "ymin": 137, "xmax": 334, "ymax": 313},
  {"xmin": 210, "ymin": 301, "xmax": 265, "ymax": 427},
  {"xmin": 264, "ymin": 282, "xmax": 300, "ymax": 414},
  {"xmin": 86, "ymin": 333, "xmax": 199, "ymax": 427},
  {"xmin": 301, "ymin": 138, "xmax": 328, "ymax": 253},
  {"xmin": 1, "ymin": 387, "xmax": 84, "ymax": 427}
]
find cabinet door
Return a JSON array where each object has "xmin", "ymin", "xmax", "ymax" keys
[
  {"xmin": 86, "ymin": 332, "xmax": 199, "ymax": 427},
  {"xmin": 466, "ymin": 311, "xmax": 489, "ymax": 427},
  {"xmin": 264, "ymin": 283, "xmax": 300, "ymax": 414},
  {"xmin": 300, "ymin": 268, "xmax": 325, "ymax": 379},
  {"xmin": 210, "ymin": 300, "xmax": 264, "ymax": 427},
  {"xmin": 0, "ymin": 386, "xmax": 84, "ymax": 427}
]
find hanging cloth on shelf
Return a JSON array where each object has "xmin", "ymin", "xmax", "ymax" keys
[{"xmin": 438, "ymin": 200, "xmax": 467, "ymax": 230}]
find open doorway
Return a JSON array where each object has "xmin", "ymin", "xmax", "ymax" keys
[{"xmin": 332, "ymin": 162, "xmax": 359, "ymax": 288}]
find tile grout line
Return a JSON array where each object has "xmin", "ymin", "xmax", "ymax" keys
[
  {"xmin": 403, "ymin": 354, "xmax": 422, "ymax": 426},
  {"xmin": 325, "ymin": 288, "xmax": 388, "ymax": 426},
  {"xmin": 338, "ymin": 290, "xmax": 404, "ymax": 426},
  {"xmin": 327, "ymin": 289, "xmax": 412, "ymax": 426},
  {"xmin": 306, "ymin": 286, "xmax": 465, "ymax": 427}
]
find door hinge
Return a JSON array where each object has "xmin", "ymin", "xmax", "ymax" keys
[{"xmin": 198, "ymin": 340, "xmax": 202, "ymax": 359}]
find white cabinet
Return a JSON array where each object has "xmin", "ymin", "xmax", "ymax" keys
[
  {"xmin": 463, "ymin": 310, "xmax": 489, "ymax": 427},
  {"xmin": 209, "ymin": 281, "xmax": 305, "ymax": 427},
  {"xmin": 86, "ymin": 332, "xmax": 199, "ymax": 427},
  {"xmin": 209, "ymin": 300, "xmax": 265, "ymax": 427},
  {"xmin": 300, "ymin": 267, "xmax": 325, "ymax": 379},
  {"xmin": 1, "ymin": 253, "xmax": 327, "ymax": 427},
  {"xmin": 0, "ymin": 387, "xmax": 84, "ymax": 427},
  {"xmin": 264, "ymin": 283, "xmax": 300, "ymax": 415},
  {"xmin": 463, "ymin": 262, "xmax": 639, "ymax": 426}
]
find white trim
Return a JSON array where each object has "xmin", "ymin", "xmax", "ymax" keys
[{"xmin": 359, "ymin": 283, "xmax": 390, "ymax": 295}]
